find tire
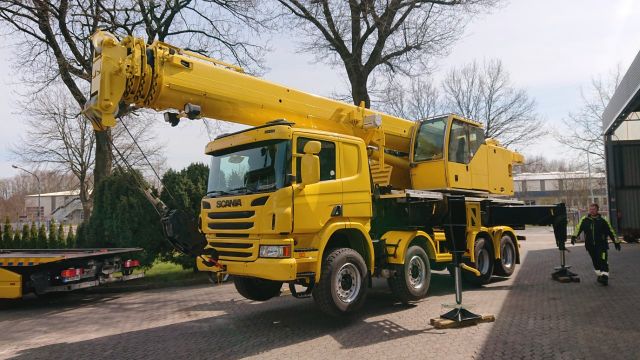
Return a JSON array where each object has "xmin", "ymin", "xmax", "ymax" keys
[
  {"xmin": 494, "ymin": 235, "xmax": 516, "ymax": 277},
  {"xmin": 312, "ymin": 247, "xmax": 368, "ymax": 317},
  {"xmin": 388, "ymin": 245, "xmax": 431, "ymax": 304},
  {"xmin": 233, "ymin": 277, "xmax": 282, "ymax": 301},
  {"xmin": 122, "ymin": 268, "xmax": 133, "ymax": 276},
  {"xmin": 462, "ymin": 237, "xmax": 494, "ymax": 286}
]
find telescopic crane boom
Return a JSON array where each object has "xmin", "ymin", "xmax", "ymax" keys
[{"xmin": 85, "ymin": 31, "xmax": 523, "ymax": 194}]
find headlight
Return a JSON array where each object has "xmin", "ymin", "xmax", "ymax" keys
[{"xmin": 259, "ymin": 245, "xmax": 291, "ymax": 258}]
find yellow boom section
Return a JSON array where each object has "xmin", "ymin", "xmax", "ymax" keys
[{"xmin": 84, "ymin": 31, "xmax": 414, "ymax": 154}]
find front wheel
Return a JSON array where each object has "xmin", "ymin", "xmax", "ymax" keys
[
  {"xmin": 388, "ymin": 245, "xmax": 431, "ymax": 304},
  {"xmin": 233, "ymin": 277, "xmax": 282, "ymax": 301},
  {"xmin": 312, "ymin": 248, "xmax": 368, "ymax": 317},
  {"xmin": 463, "ymin": 237, "xmax": 494, "ymax": 286}
]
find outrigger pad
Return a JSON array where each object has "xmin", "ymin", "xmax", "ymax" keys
[{"xmin": 161, "ymin": 208, "xmax": 212, "ymax": 258}]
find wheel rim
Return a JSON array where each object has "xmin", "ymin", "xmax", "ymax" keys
[
  {"xmin": 407, "ymin": 255, "xmax": 426, "ymax": 290},
  {"xmin": 477, "ymin": 248, "xmax": 490, "ymax": 275},
  {"xmin": 335, "ymin": 263, "xmax": 361, "ymax": 304},
  {"xmin": 502, "ymin": 242, "xmax": 514, "ymax": 269}
]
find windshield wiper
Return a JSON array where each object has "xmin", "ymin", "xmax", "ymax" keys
[
  {"xmin": 228, "ymin": 186, "xmax": 255, "ymax": 194},
  {"xmin": 206, "ymin": 190, "xmax": 231, "ymax": 197}
]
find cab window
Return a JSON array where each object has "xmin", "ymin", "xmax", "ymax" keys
[
  {"xmin": 448, "ymin": 120, "xmax": 469, "ymax": 164},
  {"xmin": 296, "ymin": 137, "xmax": 336, "ymax": 182}
]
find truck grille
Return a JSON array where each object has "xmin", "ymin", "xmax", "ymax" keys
[
  {"xmin": 207, "ymin": 210, "xmax": 255, "ymax": 231},
  {"xmin": 207, "ymin": 211, "xmax": 257, "ymax": 260}
]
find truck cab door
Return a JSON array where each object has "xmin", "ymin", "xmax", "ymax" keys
[{"xmin": 292, "ymin": 135, "xmax": 343, "ymax": 233}]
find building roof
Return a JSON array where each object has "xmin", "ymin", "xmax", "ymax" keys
[
  {"xmin": 514, "ymin": 171, "xmax": 605, "ymax": 181},
  {"xmin": 603, "ymin": 49, "xmax": 640, "ymax": 135},
  {"xmin": 26, "ymin": 190, "xmax": 80, "ymax": 197}
]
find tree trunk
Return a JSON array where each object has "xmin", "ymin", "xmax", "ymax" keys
[
  {"xmin": 94, "ymin": 129, "xmax": 113, "ymax": 187},
  {"xmin": 350, "ymin": 72, "xmax": 371, "ymax": 108}
]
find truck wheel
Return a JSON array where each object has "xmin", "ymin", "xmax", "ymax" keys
[
  {"xmin": 233, "ymin": 277, "xmax": 282, "ymax": 301},
  {"xmin": 312, "ymin": 247, "xmax": 368, "ymax": 317},
  {"xmin": 388, "ymin": 245, "xmax": 431, "ymax": 304},
  {"xmin": 463, "ymin": 237, "xmax": 494, "ymax": 286},
  {"xmin": 494, "ymin": 235, "xmax": 516, "ymax": 277}
]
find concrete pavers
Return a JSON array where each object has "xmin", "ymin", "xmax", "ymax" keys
[{"xmin": 1, "ymin": 228, "xmax": 638, "ymax": 360}]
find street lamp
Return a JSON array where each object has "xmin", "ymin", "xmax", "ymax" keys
[{"xmin": 12, "ymin": 165, "xmax": 41, "ymax": 227}]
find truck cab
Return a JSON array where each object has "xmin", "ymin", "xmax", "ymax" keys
[{"xmin": 199, "ymin": 122, "xmax": 374, "ymax": 304}]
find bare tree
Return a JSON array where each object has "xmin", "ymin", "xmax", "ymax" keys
[
  {"xmin": 441, "ymin": 59, "xmax": 544, "ymax": 148},
  {"xmin": 379, "ymin": 76, "xmax": 441, "ymax": 120},
  {"xmin": 555, "ymin": 67, "xmax": 622, "ymax": 170},
  {"xmin": 11, "ymin": 86, "xmax": 163, "ymax": 219},
  {"xmin": 516, "ymin": 154, "xmax": 581, "ymax": 174},
  {"xmin": 0, "ymin": 0, "xmax": 269, "ymax": 189},
  {"xmin": 277, "ymin": 0, "xmax": 499, "ymax": 108}
]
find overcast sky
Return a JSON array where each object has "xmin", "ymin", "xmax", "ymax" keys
[{"xmin": 2, "ymin": 0, "xmax": 640, "ymax": 178}]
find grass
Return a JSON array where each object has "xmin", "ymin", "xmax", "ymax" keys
[{"xmin": 105, "ymin": 261, "xmax": 211, "ymax": 290}]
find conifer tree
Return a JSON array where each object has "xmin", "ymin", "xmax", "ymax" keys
[
  {"xmin": 37, "ymin": 224, "xmax": 47, "ymax": 248},
  {"xmin": 22, "ymin": 224, "xmax": 30, "ymax": 249},
  {"xmin": 67, "ymin": 226, "xmax": 76, "ymax": 248},
  {"xmin": 13, "ymin": 230, "xmax": 21, "ymax": 249},
  {"xmin": 29, "ymin": 222, "xmax": 38, "ymax": 248},
  {"xmin": 3, "ymin": 217, "xmax": 13, "ymax": 248},
  {"xmin": 57, "ymin": 224, "xmax": 66, "ymax": 247},
  {"xmin": 49, "ymin": 221, "xmax": 58, "ymax": 248}
]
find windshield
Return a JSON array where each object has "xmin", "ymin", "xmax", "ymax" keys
[
  {"xmin": 413, "ymin": 117, "xmax": 447, "ymax": 161},
  {"xmin": 207, "ymin": 140, "xmax": 291, "ymax": 196}
]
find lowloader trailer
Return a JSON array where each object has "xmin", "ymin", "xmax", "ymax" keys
[{"xmin": 0, "ymin": 248, "xmax": 144, "ymax": 299}]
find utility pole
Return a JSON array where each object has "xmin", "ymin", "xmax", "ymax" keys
[{"xmin": 12, "ymin": 165, "xmax": 41, "ymax": 228}]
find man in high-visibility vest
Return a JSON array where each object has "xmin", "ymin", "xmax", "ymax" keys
[{"xmin": 572, "ymin": 203, "xmax": 621, "ymax": 285}]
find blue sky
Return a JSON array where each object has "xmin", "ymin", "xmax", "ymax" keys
[{"xmin": 2, "ymin": 0, "xmax": 640, "ymax": 177}]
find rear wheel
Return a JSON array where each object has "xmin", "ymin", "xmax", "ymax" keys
[
  {"xmin": 494, "ymin": 235, "xmax": 516, "ymax": 277},
  {"xmin": 233, "ymin": 277, "xmax": 282, "ymax": 301},
  {"xmin": 463, "ymin": 237, "xmax": 494, "ymax": 286},
  {"xmin": 312, "ymin": 248, "xmax": 368, "ymax": 317},
  {"xmin": 388, "ymin": 245, "xmax": 431, "ymax": 304}
]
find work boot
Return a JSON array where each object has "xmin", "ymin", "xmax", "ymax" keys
[{"xmin": 597, "ymin": 275, "xmax": 609, "ymax": 286}]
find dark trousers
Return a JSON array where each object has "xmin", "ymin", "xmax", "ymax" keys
[{"xmin": 586, "ymin": 245, "xmax": 609, "ymax": 273}]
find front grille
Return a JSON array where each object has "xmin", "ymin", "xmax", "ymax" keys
[
  {"xmin": 217, "ymin": 251, "xmax": 253, "ymax": 258},
  {"xmin": 214, "ymin": 233, "xmax": 249, "ymax": 238},
  {"xmin": 208, "ymin": 211, "xmax": 254, "ymax": 219},
  {"xmin": 208, "ymin": 222, "xmax": 253, "ymax": 230},
  {"xmin": 210, "ymin": 242, "xmax": 252, "ymax": 249}
]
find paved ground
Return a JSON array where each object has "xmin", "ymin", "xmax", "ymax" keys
[{"xmin": 1, "ymin": 227, "xmax": 639, "ymax": 360}]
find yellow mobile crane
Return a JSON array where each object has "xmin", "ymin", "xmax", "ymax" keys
[{"xmin": 85, "ymin": 31, "xmax": 567, "ymax": 316}]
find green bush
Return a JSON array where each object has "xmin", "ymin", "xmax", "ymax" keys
[
  {"xmin": 77, "ymin": 169, "xmax": 170, "ymax": 266},
  {"xmin": 160, "ymin": 163, "xmax": 209, "ymax": 269}
]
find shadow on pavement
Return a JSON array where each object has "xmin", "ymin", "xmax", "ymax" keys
[
  {"xmin": 7, "ymin": 261, "xmax": 518, "ymax": 359},
  {"xmin": 476, "ymin": 243, "xmax": 640, "ymax": 360},
  {"xmin": 9, "ymin": 289, "xmax": 444, "ymax": 360}
]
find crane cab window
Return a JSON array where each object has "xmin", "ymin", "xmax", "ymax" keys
[
  {"xmin": 296, "ymin": 137, "xmax": 336, "ymax": 182},
  {"xmin": 448, "ymin": 120, "xmax": 469, "ymax": 164},
  {"xmin": 468, "ymin": 126, "xmax": 485, "ymax": 158},
  {"xmin": 414, "ymin": 117, "xmax": 447, "ymax": 161}
]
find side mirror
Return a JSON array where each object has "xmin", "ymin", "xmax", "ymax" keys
[{"xmin": 300, "ymin": 141, "xmax": 321, "ymax": 187}]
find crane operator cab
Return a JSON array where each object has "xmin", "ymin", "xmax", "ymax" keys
[{"xmin": 409, "ymin": 114, "xmax": 523, "ymax": 195}]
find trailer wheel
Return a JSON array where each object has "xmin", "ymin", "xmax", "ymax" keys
[
  {"xmin": 312, "ymin": 247, "xmax": 368, "ymax": 317},
  {"xmin": 463, "ymin": 237, "xmax": 494, "ymax": 286},
  {"xmin": 388, "ymin": 245, "xmax": 431, "ymax": 304},
  {"xmin": 233, "ymin": 277, "xmax": 282, "ymax": 301},
  {"xmin": 494, "ymin": 235, "xmax": 516, "ymax": 277}
]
